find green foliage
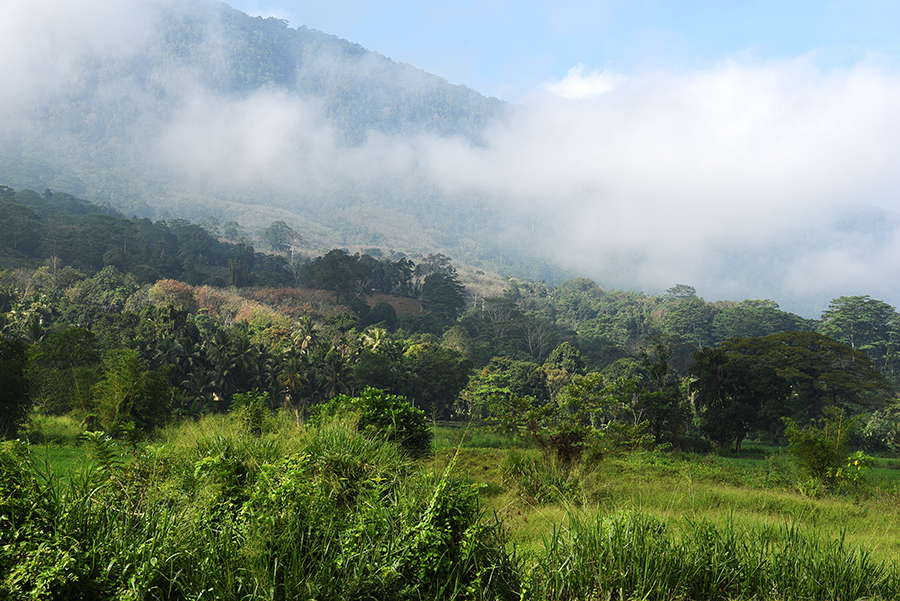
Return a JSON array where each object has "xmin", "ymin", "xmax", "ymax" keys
[
  {"xmin": 0, "ymin": 337, "xmax": 30, "ymax": 439},
  {"xmin": 527, "ymin": 511, "xmax": 900, "ymax": 601},
  {"xmin": 27, "ymin": 328, "xmax": 101, "ymax": 415},
  {"xmin": 402, "ymin": 343, "xmax": 472, "ymax": 420},
  {"xmin": 421, "ymin": 271, "xmax": 467, "ymax": 321},
  {"xmin": 819, "ymin": 295, "xmax": 900, "ymax": 384},
  {"xmin": 501, "ymin": 450, "xmax": 600, "ymax": 505},
  {"xmin": 231, "ymin": 389, "xmax": 268, "ymax": 437},
  {"xmin": 724, "ymin": 331, "xmax": 892, "ymax": 420},
  {"xmin": 93, "ymin": 349, "xmax": 173, "ymax": 435},
  {"xmin": 79, "ymin": 430, "xmax": 124, "ymax": 474},
  {"xmin": 461, "ymin": 357, "xmax": 551, "ymax": 419},
  {"xmin": 836, "ymin": 450, "xmax": 874, "ymax": 489},
  {"xmin": 689, "ymin": 346, "xmax": 791, "ymax": 451},
  {"xmin": 489, "ymin": 373, "xmax": 633, "ymax": 464},
  {"xmin": 712, "ymin": 299, "xmax": 812, "ymax": 344},
  {"xmin": 314, "ymin": 387, "xmax": 432, "ymax": 456},
  {"xmin": 0, "ymin": 414, "xmax": 518, "ymax": 600},
  {"xmin": 637, "ymin": 335, "xmax": 691, "ymax": 446},
  {"xmin": 545, "ymin": 341, "xmax": 586, "ymax": 374},
  {"xmin": 783, "ymin": 407, "xmax": 856, "ymax": 491}
]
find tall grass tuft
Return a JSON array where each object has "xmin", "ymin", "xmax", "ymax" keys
[
  {"xmin": 1, "ymin": 412, "xmax": 519, "ymax": 600},
  {"xmin": 527, "ymin": 509, "xmax": 900, "ymax": 600},
  {"xmin": 502, "ymin": 450, "xmax": 602, "ymax": 506}
]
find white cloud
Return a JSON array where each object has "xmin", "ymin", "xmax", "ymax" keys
[
  {"xmin": 416, "ymin": 56, "xmax": 900, "ymax": 311},
  {"xmin": 0, "ymin": 0, "xmax": 155, "ymax": 117},
  {"xmin": 545, "ymin": 64, "xmax": 620, "ymax": 98},
  {"xmin": 154, "ymin": 52, "xmax": 900, "ymax": 312}
]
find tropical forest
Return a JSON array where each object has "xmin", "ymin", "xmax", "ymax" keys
[{"xmin": 4, "ymin": 183, "xmax": 900, "ymax": 599}]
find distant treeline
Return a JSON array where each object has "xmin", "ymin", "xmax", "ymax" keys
[{"xmin": 0, "ymin": 185, "xmax": 459, "ymax": 299}]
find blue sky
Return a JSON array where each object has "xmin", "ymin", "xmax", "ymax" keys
[{"xmin": 226, "ymin": 0, "xmax": 900, "ymax": 100}]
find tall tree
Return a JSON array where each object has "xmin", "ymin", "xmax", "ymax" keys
[
  {"xmin": 712, "ymin": 300, "xmax": 811, "ymax": 344},
  {"xmin": 689, "ymin": 347, "xmax": 790, "ymax": 451},
  {"xmin": 819, "ymin": 295, "xmax": 899, "ymax": 381},
  {"xmin": 723, "ymin": 331, "xmax": 891, "ymax": 420},
  {"xmin": 421, "ymin": 272, "xmax": 466, "ymax": 321}
]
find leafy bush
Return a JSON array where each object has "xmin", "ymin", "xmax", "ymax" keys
[
  {"xmin": 1, "ymin": 414, "xmax": 517, "ymax": 599},
  {"xmin": 783, "ymin": 407, "xmax": 856, "ymax": 491},
  {"xmin": 93, "ymin": 349, "xmax": 173, "ymax": 435},
  {"xmin": 231, "ymin": 390, "xmax": 268, "ymax": 437},
  {"xmin": 314, "ymin": 387, "xmax": 432, "ymax": 455}
]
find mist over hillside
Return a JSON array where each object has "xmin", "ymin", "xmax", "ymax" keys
[{"xmin": 3, "ymin": 0, "xmax": 900, "ymax": 316}]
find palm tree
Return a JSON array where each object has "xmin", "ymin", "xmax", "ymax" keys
[
  {"xmin": 321, "ymin": 350, "xmax": 352, "ymax": 400},
  {"xmin": 277, "ymin": 351, "xmax": 309, "ymax": 411},
  {"xmin": 246, "ymin": 343, "xmax": 275, "ymax": 403},
  {"xmin": 292, "ymin": 316, "xmax": 320, "ymax": 356},
  {"xmin": 181, "ymin": 365, "xmax": 216, "ymax": 414},
  {"xmin": 361, "ymin": 327, "xmax": 390, "ymax": 353}
]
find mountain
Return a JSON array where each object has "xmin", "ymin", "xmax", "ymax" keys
[
  {"xmin": 0, "ymin": 0, "xmax": 566, "ymax": 282},
  {"xmin": 7, "ymin": 0, "xmax": 900, "ymax": 315}
]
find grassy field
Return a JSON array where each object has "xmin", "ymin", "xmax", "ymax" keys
[
  {"xmin": 5, "ymin": 417, "xmax": 900, "ymax": 599},
  {"xmin": 431, "ymin": 425, "xmax": 900, "ymax": 564}
]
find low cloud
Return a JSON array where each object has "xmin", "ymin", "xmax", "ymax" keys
[
  {"xmin": 0, "ymin": 0, "xmax": 155, "ymax": 118},
  {"xmin": 6, "ymin": 1, "xmax": 900, "ymax": 315},
  {"xmin": 415, "ymin": 56, "xmax": 900, "ymax": 313}
]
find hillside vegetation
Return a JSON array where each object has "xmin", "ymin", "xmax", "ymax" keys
[{"xmin": 5, "ymin": 187, "xmax": 900, "ymax": 598}]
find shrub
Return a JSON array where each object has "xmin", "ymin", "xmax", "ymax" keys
[
  {"xmin": 93, "ymin": 349, "xmax": 174, "ymax": 435},
  {"xmin": 501, "ymin": 450, "xmax": 595, "ymax": 505},
  {"xmin": 314, "ymin": 387, "xmax": 432, "ymax": 456},
  {"xmin": 231, "ymin": 390, "xmax": 268, "ymax": 437},
  {"xmin": 783, "ymin": 407, "xmax": 855, "ymax": 491}
]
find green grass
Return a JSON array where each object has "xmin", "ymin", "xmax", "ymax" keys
[
  {"xmin": 8, "ymin": 418, "xmax": 900, "ymax": 599},
  {"xmin": 433, "ymin": 424, "xmax": 529, "ymax": 451}
]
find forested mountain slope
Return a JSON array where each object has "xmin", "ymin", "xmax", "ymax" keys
[{"xmin": 0, "ymin": 0, "xmax": 568, "ymax": 281}]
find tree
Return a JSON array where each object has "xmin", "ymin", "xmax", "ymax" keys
[
  {"xmin": 712, "ymin": 300, "xmax": 811, "ymax": 344},
  {"xmin": 93, "ymin": 349, "xmax": 174, "ymax": 434},
  {"xmin": 545, "ymin": 342, "xmax": 586, "ymax": 375},
  {"xmin": 664, "ymin": 284, "xmax": 697, "ymax": 300},
  {"xmin": 402, "ymin": 344, "xmax": 472, "ymax": 420},
  {"xmin": 260, "ymin": 220, "xmax": 301, "ymax": 254},
  {"xmin": 723, "ymin": 331, "xmax": 891, "ymax": 420},
  {"xmin": 27, "ymin": 328, "xmax": 101, "ymax": 415},
  {"xmin": 309, "ymin": 249, "xmax": 372, "ymax": 305},
  {"xmin": 783, "ymin": 406, "xmax": 856, "ymax": 490},
  {"xmin": 819, "ymin": 295, "xmax": 899, "ymax": 382},
  {"xmin": 459, "ymin": 357, "xmax": 550, "ymax": 419},
  {"xmin": 0, "ymin": 199, "xmax": 43, "ymax": 256},
  {"xmin": 664, "ymin": 295, "xmax": 716, "ymax": 349},
  {"xmin": 0, "ymin": 338, "xmax": 30, "ymax": 439},
  {"xmin": 421, "ymin": 272, "xmax": 466, "ymax": 321},
  {"xmin": 689, "ymin": 347, "xmax": 790, "ymax": 451},
  {"xmin": 315, "ymin": 387, "xmax": 431, "ymax": 455},
  {"xmin": 636, "ymin": 335, "xmax": 691, "ymax": 446},
  {"xmin": 321, "ymin": 349, "xmax": 353, "ymax": 400}
]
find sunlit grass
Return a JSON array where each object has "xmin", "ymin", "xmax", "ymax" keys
[{"xmin": 12, "ymin": 417, "xmax": 900, "ymax": 599}]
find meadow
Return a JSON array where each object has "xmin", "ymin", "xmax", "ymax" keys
[{"xmin": 3, "ymin": 415, "xmax": 900, "ymax": 600}]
